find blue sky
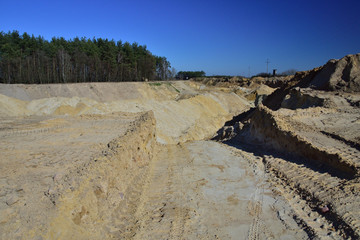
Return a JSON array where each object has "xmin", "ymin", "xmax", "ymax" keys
[{"xmin": 1, "ymin": 0, "xmax": 359, "ymax": 76}]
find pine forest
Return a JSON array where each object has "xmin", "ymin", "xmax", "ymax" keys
[{"xmin": 0, "ymin": 31, "xmax": 172, "ymax": 84}]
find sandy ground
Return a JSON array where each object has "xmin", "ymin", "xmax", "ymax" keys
[
  {"xmin": 0, "ymin": 113, "xmax": 311, "ymax": 239},
  {"xmin": 0, "ymin": 81, "xmax": 306, "ymax": 239},
  {"xmin": 0, "ymin": 113, "xmax": 307, "ymax": 239},
  {"xmin": 1, "ymin": 80, "xmax": 357, "ymax": 239},
  {"xmin": 131, "ymin": 141, "xmax": 308, "ymax": 240}
]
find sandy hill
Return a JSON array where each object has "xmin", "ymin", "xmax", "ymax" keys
[{"xmin": 309, "ymin": 53, "xmax": 360, "ymax": 92}]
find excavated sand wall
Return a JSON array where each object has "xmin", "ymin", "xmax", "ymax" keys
[
  {"xmin": 247, "ymin": 105, "xmax": 357, "ymax": 178},
  {"xmin": 31, "ymin": 111, "xmax": 157, "ymax": 239}
]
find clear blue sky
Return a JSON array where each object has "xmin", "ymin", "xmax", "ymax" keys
[{"xmin": 1, "ymin": 0, "xmax": 359, "ymax": 76}]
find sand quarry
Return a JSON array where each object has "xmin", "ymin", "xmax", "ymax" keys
[{"xmin": 1, "ymin": 54, "xmax": 360, "ymax": 239}]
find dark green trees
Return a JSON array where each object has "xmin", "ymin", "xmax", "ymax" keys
[
  {"xmin": 176, "ymin": 71, "xmax": 205, "ymax": 79},
  {"xmin": 155, "ymin": 56, "xmax": 171, "ymax": 80},
  {"xmin": 0, "ymin": 30, "xmax": 171, "ymax": 84}
]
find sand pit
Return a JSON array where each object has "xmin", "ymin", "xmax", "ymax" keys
[{"xmin": 1, "ymin": 66, "xmax": 359, "ymax": 239}]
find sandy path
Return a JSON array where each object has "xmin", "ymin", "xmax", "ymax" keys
[{"xmin": 125, "ymin": 141, "xmax": 308, "ymax": 239}]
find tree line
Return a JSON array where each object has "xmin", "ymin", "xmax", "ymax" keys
[
  {"xmin": 0, "ymin": 30, "xmax": 173, "ymax": 84},
  {"xmin": 176, "ymin": 71, "xmax": 205, "ymax": 79}
]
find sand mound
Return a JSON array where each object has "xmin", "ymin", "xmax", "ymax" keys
[{"xmin": 309, "ymin": 53, "xmax": 360, "ymax": 92}]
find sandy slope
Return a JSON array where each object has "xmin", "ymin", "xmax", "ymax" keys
[{"xmin": 0, "ymin": 81, "xmax": 251, "ymax": 143}]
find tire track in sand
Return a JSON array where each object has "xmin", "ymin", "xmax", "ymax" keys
[{"xmin": 132, "ymin": 144, "xmax": 190, "ymax": 240}]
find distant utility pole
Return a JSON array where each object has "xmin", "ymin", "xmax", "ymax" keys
[
  {"xmin": 266, "ymin": 58, "xmax": 270, "ymax": 74},
  {"xmin": 248, "ymin": 66, "xmax": 251, "ymax": 78}
]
